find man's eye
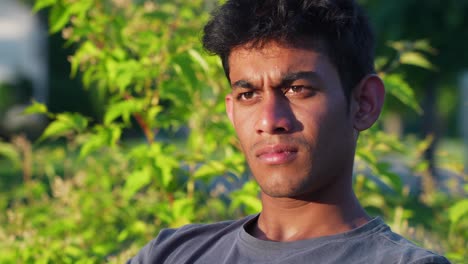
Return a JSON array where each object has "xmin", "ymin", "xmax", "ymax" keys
[
  {"xmin": 283, "ymin": 85, "xmax": 305, "ymax": 94},
  {"xmin": 282, "ymin": 85, "xmax": 316, "ymax": 98},
  {"xmin": 238, "ymin": 92, "xmax": 255, "ymax": 100},
  {"xmin": 290, "ymin": 85, "xmax": 304, "ymax": 93}
]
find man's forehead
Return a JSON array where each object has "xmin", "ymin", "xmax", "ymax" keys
[
  {"xmin": 227, "ymin": 40, "xmax": 331, "ymax": 82},
  {"xmin": 229, "ymin": 37, "xmax": 327, "ymax": 59},
  {"xmin": 229, "ymin": 43, "xmax": 328, "ymax": 79}
]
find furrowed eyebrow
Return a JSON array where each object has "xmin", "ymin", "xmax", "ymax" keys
[
  {"xmin": 231, "ymin": 80, "xmax": 254, "ymax": 90},
  {"xmin": 279, "ymin": 71, "xmax": 320, "ymax": 87},
  {"xmin": 231, "ymin": 71, "xmax": 320, "ymax": 90}
]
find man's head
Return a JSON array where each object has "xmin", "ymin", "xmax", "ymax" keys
[
  {"xmin": 202, "ymin": 0, "xmax": 384, "ymax": 199},
  {"xmin": 203, "ymin": 0, "xmax": 376, "ymax": 101}
]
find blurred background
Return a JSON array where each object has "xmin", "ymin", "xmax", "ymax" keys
[
  {"xmin": 1, "ymin": 0, "xmax": 466, "ymax": 175},
  {"xmin": 0, "ymin": 0, "xmax": 466, "ymax": 263}
]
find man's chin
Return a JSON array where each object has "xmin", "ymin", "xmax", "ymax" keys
[{"xmin": 259, "ymin": 183, "xmax": 309, "ymax": 199}]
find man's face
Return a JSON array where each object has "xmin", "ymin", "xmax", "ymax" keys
[{"xmin": 225, "ymin": 41, "xmax": 358, "ymax": 198}]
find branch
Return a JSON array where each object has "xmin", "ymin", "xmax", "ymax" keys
[{"xmin": 123, "ymin": 93, "xmax": 155, "ymax": 145}]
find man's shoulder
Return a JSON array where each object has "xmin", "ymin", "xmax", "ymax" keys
[
  {"xmin": 356, "ymin": 218, "xmax": 450, "ymax": 264},
  {"xmin": 127, "ymin": 216, "xmax": 451, "ymax": 264},
  {"xmin": 127, "ymin": 214, "xmax": 256, "ymax": 264}
]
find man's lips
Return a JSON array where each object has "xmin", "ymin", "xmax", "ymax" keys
[{"xmin": 255, "ymin": 144, "xmax": 298, "ymax": 165}]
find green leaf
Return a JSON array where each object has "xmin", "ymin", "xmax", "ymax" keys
[
  {"xmin": 79, "ymin": 134, "xmax": 105, "ymax": 158},
  {"xmin": 413, "ymin": 161, "xmax": 429, "ymax": 173},
  {"xmin": 116, "ymin": 71, "xmax": 134, "ymax": 92},
  {"xmin": 0, "ymin": 142, "xmax": 20, "ymax": 167},
  {"xmin": 40, "ymin": 113, "xmax": 88, "ymax": 141},
  {"xmin": 154, "ymin": 202, "xmax": 172, "ymax": 224},
  {"xmin": 193, "ymin": 161, "xmax": 226, "ymax": 181},
  {"xmin": 171, "ymin": 198, "xmax": 194, "ymax": 222},
  {"xmin": 108, "ymin": 125, "xmax": 123, "ymax": 145},
  {"xmin": 374, "ymin": 56, "xmax": 389, "ymax": 72},
  {"xmin": 360, "ymin": 193, "xmax": 385, "ymax": 209},
  {"xmin": 383, "ymin": 74, "xmax": 422, "ymax": 114},
  {"xmin": 64, "ymin": 245, "xmax": 82, "ymax": 258},
  {"xmin": 23, "ymin": 101, "xmax": 49, "ymax": 115},
  {"xmin": 388, "ymin": 40, "xmax": 407, "ymax": 52},
  {"xmin": 145, "ymin": 105, "xmax": 163, "ymax": 127},
  {"xmin": 79, "ymin": 125, "xmax": 122, "ymax": 158},
  {"xmin": 104, "ymin": 99, "xmax": 146, "ymax": 125},
  {"xmin": 356, "ymin": 148, "xmax": 377, "ymax": 165},
  {"xmin": 376, "ymin": 162, "xmax": 403, "ymax": 193},
  {"xmin": 67, "ymin": 0, "xmax": 94, "ymax": 18},
  {"xmin": 49, "ymin": 4, "xmax": 71, "ymax": 33},
  {"xmin": 413, "ymin": 39, "xmax": 437, "ymax": 55},
  {"xmin": 188, "ymin": 49, "xmax": 209, "ymax": 72},
  {"xmin": 374, "ymin": 131, "xmax": 405, "ymax": 153},
  {"xmin": 117, "ymin": 229, "xmax": 130, "ymax": 242},
  {"xmin": 33, "ymin": 0, "xmax": 57, "ymax": 12},
  {"xmin": 40, "ymin": 120, "xmax": 74, "ymax": 141},
  {"xmin": 400, "ymin": 51, "xmax": 436, "ymax": 71},
  {"xmin": 112, "ymin": 48, "xmax": 127, "ymax": 61},
  {"xmin": 71, "ymin": 41, "xmax": 101, "ymax": 78},
  {"xmin": 153, "ymin": 151, "xmax": 178, "ymax": 188},
  {"xmin": 123, "ymin": 166, "xmax": 152, "ymax": 199},
  {"xmin": 448, "ymin": 199, "xmax": 468, "ymax": 224},
  {"xmin": 417, "ymin": 135, "xmax": 434, "ymax": 153},
  {"xmin": 118, "ymin": 220, "xmax": 147, "ymax": 242},
  {"xmin": 230, "ymin": 181, "xmax": 261, "ymax": 214}
]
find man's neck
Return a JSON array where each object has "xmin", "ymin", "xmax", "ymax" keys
[{"xmin": 251, "ymin": 183, "xmax": 370, "ymax": 242}]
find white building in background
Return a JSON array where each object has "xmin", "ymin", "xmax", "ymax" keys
[{"xmin": 0, "ymin": 0, "xmax": 48, "ymax": 135}]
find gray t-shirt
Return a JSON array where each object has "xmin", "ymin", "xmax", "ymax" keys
[{"xmin": 127, "ymin": 215, "xmax": 450, "ymax": 264}]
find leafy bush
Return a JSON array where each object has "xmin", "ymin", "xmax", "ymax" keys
[{"xmin": 0, "ymin": 0, "xmax": 466, "ymax": 263}]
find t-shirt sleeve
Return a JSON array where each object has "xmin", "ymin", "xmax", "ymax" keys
[
  {"xmin": 126, "ymin": 228, "xmax": 178, "ymax": 264},
  {"xmin": 126, "ymin": 240, "xmax": 153, "ymax": 264},
  {"xmin": 408, "ymin": 255, "xmax": 452, "ymax": 264}
]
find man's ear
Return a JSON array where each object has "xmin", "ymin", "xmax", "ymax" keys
[
  {"xmin": 225, "ymin": 93, "xmax": 234, "ymax": 125},
  {"xmin": 352, "ymin": 74, "xmax": 385, "ymax": 131}
]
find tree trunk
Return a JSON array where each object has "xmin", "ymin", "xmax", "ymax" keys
[
  {"xmin": 460, "ymin": 71, "xmax": 468, "ymax": 174},
  {"xmin": 422, "ymin": 77, "xmax": 440, "ymax": 178}
]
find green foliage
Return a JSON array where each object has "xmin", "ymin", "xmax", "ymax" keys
[
  {"xmin": 446, "ymin": 197, "xmax": 468, "ymax": 262},
  {"xmin": 449, "ymin": 199, "xmax": 468, "ymax": 225},
  {"xmin": 230, "ymin": 181, "xmax": 262, "ymax": 215},
  {"xmin": 2, "ymin": 0, "xmax": 244, "ymax": 262},
  {"xmin": 0, "ymin": 142, "xmax": 21, "ymax": 168},
  {"xmin": 388, "ymin": 40, "xmax": 438, "ymax": 71},
  {"xmin": 376, "ymin": 39, "xmax": 440, "ymax": 114},
  {"xmin": 39, "ymin": 113, "xmax": 89, "ymax": 141},
  {"xmin": 0, "ymin": 0, "xmax": 465, "ymax": 263},
  {"xmin": 382, "ymin": 74, "xmax": 422, "ymax": 114}
]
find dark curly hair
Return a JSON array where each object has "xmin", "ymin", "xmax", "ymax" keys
[{"xmin": 202, "ymin": 0, "xmax": 375, "ymax": 101}]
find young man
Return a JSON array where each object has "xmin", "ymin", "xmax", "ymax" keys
[{"xmin": 128, "ymin": 1, "xmax": 450, "ymax": 263}]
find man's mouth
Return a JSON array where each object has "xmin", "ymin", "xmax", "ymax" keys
[{"xmin": 255, "ymin": 144, "xmax": 298, "ymax": 165}]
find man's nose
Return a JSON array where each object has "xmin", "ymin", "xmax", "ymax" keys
[{"xmin": 255, "ymin": 93, "xmax": 294, "ymax": 135}]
